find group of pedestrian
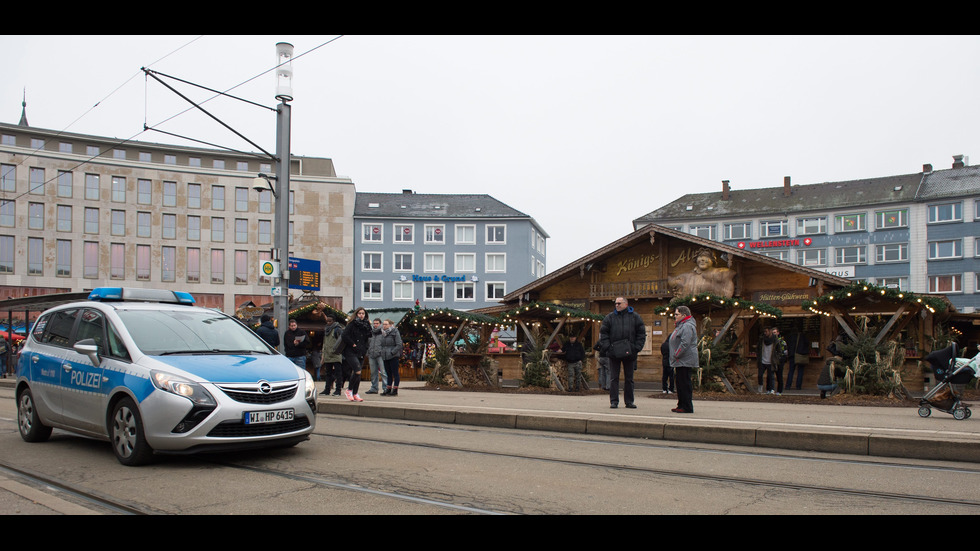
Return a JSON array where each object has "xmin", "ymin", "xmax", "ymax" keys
[
  {"xmin": 597, "ymin": 297, "xmax": 697, "ymax": 414},
  {"xmin": 255, "ymin": 305, "xmax": 404, "ymax": 403},
  {"xmin": 755, "ymin": 327, "xmax": 811, "ymax": 395}
]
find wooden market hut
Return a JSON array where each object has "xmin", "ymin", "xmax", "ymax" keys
[
  {"xmin": 492, "ymin": 301, "xmax": 606, "ymax": 389},
  {"xmin": 498, "ymin": 224, "xmax": 869, "ymax": 390},
  {"xmin": 397, "ymin": 307, "xmax": 501, "ymax": 387}
]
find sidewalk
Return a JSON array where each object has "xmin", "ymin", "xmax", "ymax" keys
[
  {"xmin": 4, "ymin": 377, "xmax": 978, "ymax": 463},
  {"xmin": 317, "ymin": 381, "xmax": 980, "ymax": 463}
]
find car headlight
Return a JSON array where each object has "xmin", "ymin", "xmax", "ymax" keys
[
  {"xmin": 151, "ymin": 370, "xmax": 217, "ymax": 406},
  {"xmin": 303, "ymin": 369, "xmax": 316, "ymax": 400}
]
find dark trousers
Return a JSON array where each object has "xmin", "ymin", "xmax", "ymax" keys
[
  {"xmin": 786, "ymin": 360, "xmax": 804, "ymax": 390},
  {"xmin": 675, "ymin": 365, "xmax": 694, "ymax": 412},
  {"xmin": 608, "ymin": 355, "xmax": 636, "ymax": 406},
  {"xmin": 662, "ymin": 365, "xmax": 675, "ymax": 392},
  {"xmin": 321, "ymin": 362, "xmax": 343, "ymax": 393},
  {"xmin": 384, "ymin": 357, "xmax": 400, "ymax": 389}
]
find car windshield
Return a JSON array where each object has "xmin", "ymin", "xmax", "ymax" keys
[{"xmin": 116, "ymin": 308, "xmax": 272, "ymax": 356}]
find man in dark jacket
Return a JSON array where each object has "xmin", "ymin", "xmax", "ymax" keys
[
  {"xmin": 563, "ymin": 335, "xmax": 586, "ymax": 392},
  {"xmin": 598, "ymin": 297, "xmax": 646, "ymax": 409},
  {"xmin": 255, "ymin": 314, "xmax": 280, "ymax": 349},
  {"xmin": 283, "ymin": 318, "xmax": 310, "ymax": 369}
]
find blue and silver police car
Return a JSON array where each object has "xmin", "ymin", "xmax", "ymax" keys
[{"xmin": 15, "ymin": 288, "xmax": 317, "ymax": 466}]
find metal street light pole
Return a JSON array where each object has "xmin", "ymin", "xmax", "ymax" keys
[{"xmin": 272, "ymin": 42, "xmax": 294, "ymax": 351}]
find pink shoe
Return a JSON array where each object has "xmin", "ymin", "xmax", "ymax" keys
[
  {"xmin": 353, "ymin": 394, "xmax": 363, "ymax": 402},
  {"xmin": 345, "ymin": 389, "xmax": 354, "ymax": 401}
]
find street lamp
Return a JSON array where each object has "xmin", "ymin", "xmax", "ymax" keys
[{"xmin": 270, "ymin": 42, "xmax": 293, "ymax": 351}]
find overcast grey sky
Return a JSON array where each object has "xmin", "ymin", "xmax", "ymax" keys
[{"xmin": 3, "ymin": 35, "xmax": 978, "ymax": 271}]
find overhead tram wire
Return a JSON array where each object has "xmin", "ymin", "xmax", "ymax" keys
[
  {"xmin": 3, "ymin": 36, "xmax": 342, "ymax": 206},
  {"xmin": 0, "ymin": 36, "xmax": 206, "ymax": 204}
]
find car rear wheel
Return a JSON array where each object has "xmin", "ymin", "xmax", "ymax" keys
[
  {"xmin": 17, "ymin": 388, "xmax": 52, "ymax": 442},
  {"xmin": 110, "ymin": 398, "xmax": 154, "ymax": 466}
]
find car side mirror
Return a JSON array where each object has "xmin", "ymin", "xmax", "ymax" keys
[{"xmin": 73, "ymin": 338, "xmax": 101, "ymax": 365}]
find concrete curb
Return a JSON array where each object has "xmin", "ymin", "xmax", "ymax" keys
[{"xmin": 321, "ymin": 400, "xmax": 980, "ymax": 463}]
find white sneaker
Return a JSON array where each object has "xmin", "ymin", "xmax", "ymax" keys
[
  {"xmin": 345, "ymin": 389, "xmax": 354, "ymax": 401},
  {"xmin": 353, "ymin": 394, "xmax": 363, "ymax": 402}
]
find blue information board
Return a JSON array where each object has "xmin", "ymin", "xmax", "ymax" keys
[{"xmin": 287, "ymin": 257, "xmax": 321, "ymax": 291}]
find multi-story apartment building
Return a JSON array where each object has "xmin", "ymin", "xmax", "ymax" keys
[
  {"xmin": 0, "ymin": 119, "xmax": 355, "ymax": 314},
  {"xmin": 353, "ymin": 191, "xmax": 548, "ymax": 311},
  {"xmin": 632, "ymin": 156, "xmax": 980, "ymax": 312}
]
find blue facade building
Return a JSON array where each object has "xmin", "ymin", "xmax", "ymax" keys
[{"xmin": 352, "ymin": 190, "xmax": 548, "ymax": 311}]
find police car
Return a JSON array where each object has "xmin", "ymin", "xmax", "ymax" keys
[{"xmin": 15, "ymin": 288, "xmax": 317, "ymax": 466}]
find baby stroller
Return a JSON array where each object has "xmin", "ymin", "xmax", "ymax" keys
[{"xmin": 918, "ymin": 344, "xmax": 980, "ymax": 420}]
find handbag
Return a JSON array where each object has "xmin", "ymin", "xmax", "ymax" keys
[
  {"xmin": 795, "ymin": 353, "xmax": 809, "ymax": 364},
  {"xmin": 610, "ymin": 339, "xmax": 632, "ymax": 359}
]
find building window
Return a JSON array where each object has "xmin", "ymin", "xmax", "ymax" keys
[
  {"xmin": 760, "ymin": 220, "xmax": 788, "ymax": 238},
  {"xmin": 189, "ymin": 157, "xmax": 201, "ymax": 167},
  {"xmin": 424, "ymin": 253, "xmax": 444, "ymax": 272},
  {"xmin": 258, "ymin": 189, "xmax": 272, "ymax": 214},
  {"xmin": 235, "ymin": 187, "xmax": 248, "ymax": 211},
  {"xmin": 137, "ymin": 212, "xmax": 151, "ymax": 238},
  {"xmin": 875, "ymin": 243, "xmax": 908, "ymax": 263},
  {"xmin": 187, "ymin": 215, "xmax": 201, "ymax": 241},
  {"xmin": 58, "ymin": 170, "xmax": 72, "ymax": 197},
  {"xmin": 486, "ymin": 282, "xmax": 506, "ymax": 300},
  {"xmin": 0, "ymin": 165, "xmax": 13, "ymax": 193},
  {"xmin": 362, "ymin": 252, "xmax": 382, "ymax": 271},
  {"xmin": 235, "ymin": 250, "xmax": 248, "ymax": 284},
  {"xmin": 212, "ymin": 185, "xmax": 225, "ymax": 210},
  {"xmin": 928, "ymin": 202, "xmax": 962, "ymax": 224},
  {"xmin": 210, "ymin": 249, "xmax": 224, "ymax": 283},
  {"xmin": 425, "ymin": 224, "xmax": 445, "ymax": 244},
  {"xmin": 0, "ymin": 199, "xmax": 13, "ymax": 227},
  {"xmin": 874, "ymin": 277, "xmax": 907, "ymax": 291},
  {"xmin": 111, "ymin": 210, "xmax": 125, "ymax": 236},
  {"xmin": 455, "ymin": 253, "xmax": 475, "ymax": 272},
  {"xmin": 724, "ymin": 222, "xmax": 751, "ymax": 241},
  {"xmin": 0, "ymin": 235, "xmax": 13, "ymax": 274},
  {"xmin": 164, "ymin": 155, "xmax": 176, "ymax": 165},
  {"xmin": 235, "ymin": 218, "xmax": 248, "ymax": 243},
  {"xmin": 928, "ymin": 239, "xmax": 962, "ymax": 260},
  {"xmin": 113, "ymin": 149, "xmax": 126, "ymax": 159},
  {"xmin": 137, "ymin": 179, "xmax": 151, "ymax": 204},
  {"xmin": 27, "ymin": 237, "xmax": 42, "ymax": 275},
  {"xmin": 393, "ymin": 253, "xmax": 413, "ymax": 272},
  {"xmin": 83, "ymin": 241, "xmax": 99, "ymax": 278},
  {"xmin": 28, "ymin": 202, "xmax": 43, "ymax": 230},
  {"xmin": 798, "ymin": 248, "xmax": 826, "ymax": 267},
  {"xmin": 56, "ymin": 240, "xmax": 71, "ymax": 276},
  {"xmin": 486, "ymin": 224, "xmax": 506, "ymax": 244},
  {"xmin": 835, "ymin": 246, "xmax": 866, "ymax": 265},
  {"xmin": 362, "ymin": 281, "xmax": 382, "ymax": 301},
  {"xmin": 394, "ymin": 224, "xmax": 414, "ymax": 243},
  {"xmin": 163, "ymin": 182, "xmax": 177, "ymax": 207},
  {"xmin": 362, "ymin": 223, "xmax": 382, "ymax": 243},
  {"xmin": 180, "ymin": 248, "xmax": 196, "ymax": 282},
  {"xmin": 133, "ymin": 243, "xmax": 149, "ymax": 278},
  {"xmin": 929, "ymin": 274, "xmax": 962, "ymax": 293},
  {"xmin": 455, "ymin": 224, "xmax": 475, "ymax": 245},
  {"xmin": 57, "ymin": 205, "xmax": 72, "ymax": 232},
  {"xmin": 258, "ymin": 220, "xmax": 271, "ymax": 244},
  {"xmin": 393, "ymin": 280, "xmax": 413, "ymax": 301},
  {"xmin": 188, "ymin": 183, "xmax": 201, "ymax": 209},
  {"xmin": 162, "ymin": 246, "xmax": 176, "ymax": 282},
  {"xmin": 689, "ymin": 224, "xmax": 716, "ymax": 240},
  {"xmin": 163, "ymin": 213, "xmax": 176, "ymax": 239},
  {"xmin": 84, "ymin": 207, "xmax": 99, "ymax": 234},
  {"xmin": 761, "ymin": 250, "xmax": 788, "ymax": 261},
  {"xmin": 29, "ymin": 167, "xmax": 44, "ymax": 195},
  {"xmin": 875, "ymin": 209, "xmax": 908, "ymax": 229},
  {"xmin": 112, "ymin": 176, "xmax": 126, "ymax": 202},
  {"xmin": 835, "ymin": 213, "xmax": 866, "ymax": 232},
  {"xmin": 84, "ymin": 173, "xmax": 99, "ymax": 200},
  {"xmin": 424, "ymin": 281, "xmax": 444, "ymax": 301},
  {"xmin": 486, "ymin": 253, "xmax": 506, "ymax": 272},
  {"xmin": 211, "ymin": 217, "xmax": 224, "ymax": 242},
  {"xmin": 111, "ymin": 243, "xmax": 125, "ymax": 279},
  {"xmin": 455, "ymin": 282, "xmax": 475, "ymax": 301}
]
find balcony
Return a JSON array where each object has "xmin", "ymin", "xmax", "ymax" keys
[{"xmin": 590, "ymin": 279, "xmax": 673, "ymax": 299}]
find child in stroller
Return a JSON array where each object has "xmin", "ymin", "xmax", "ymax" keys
[{"xmin": 919, "ymin": 344, "xmax": 980, "ymax": 420}]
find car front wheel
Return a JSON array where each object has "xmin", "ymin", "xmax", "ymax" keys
[
  {"xmin": 110, "ymin": 397, "xmax": 154, "ymax": 466},
  {"xmin": 18, "ymin": 388, "xmax": 52, "ymax": 442}
]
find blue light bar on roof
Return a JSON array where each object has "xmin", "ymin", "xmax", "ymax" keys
[{"xmin": 88, "ymin": 287, "xmax": 195, "ymax": 305}]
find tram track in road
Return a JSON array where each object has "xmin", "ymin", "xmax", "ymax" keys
[
  {"xmin": 0, "ymin": 462, "xmax": 152, "ymax": 515},
  {"xmin": 313, "ymin": 416, "xmax": 980, "ymax": 511}
]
